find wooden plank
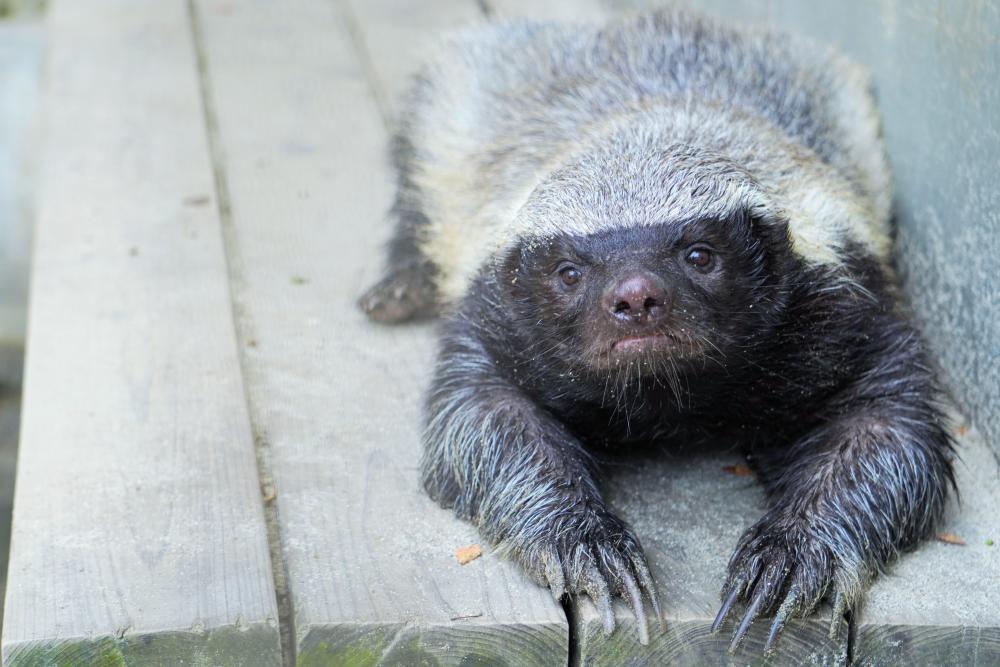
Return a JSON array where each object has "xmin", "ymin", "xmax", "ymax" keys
[
  {"xmin": 0, "ymin": 1, "xmax": 281, "ymax": 665},
  {"xmin": 191, "ymin": 0, "xmax": 569, "ymax": 664},
  {"xmin": 852, "ymin": 422, "xmax": 1000, "ymax": 666}
]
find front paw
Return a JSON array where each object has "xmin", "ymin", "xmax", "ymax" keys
[
  {"xmin": 358, "ymin": 263, "xmax": 437, "ymax": 323},
  {"xmin": 713, "ymin": 517, "xmax": 866, "ymax": 655},
  {"xmin": 519, "ymin": 510, "xmax": 662, "ymax": 645}
]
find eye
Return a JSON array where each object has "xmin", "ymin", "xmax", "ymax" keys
[
  {"xmin": 558, "ymin": 264, "xmax": 582, "ymax": 287},
  {"xmin": 684, "ymin": 246, "xmax": 715, "ymax": 272}
]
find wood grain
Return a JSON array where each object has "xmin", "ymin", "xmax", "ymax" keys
[
  {"xmin": 0, "ymin": 1, "xmax": 280, "ymax": 664},
  {"xmin": 192, "ymin": 0, "xmax": 569, "ymax": 664}
]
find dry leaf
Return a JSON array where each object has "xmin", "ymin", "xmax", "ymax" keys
[
  {"xmin": 261, "ymin": 484, "xmax": 276, "ymax": 503},
  {"xmin": 722, "ymin": 464, "xmax": 754, "ymax": 477},
  {"xmin": 936, "ymin": 532, "xmax": 966, "ymax": 546},
  {"xmin": 456, "ymin": 544, "xmax": 483, "ymax": 565}
]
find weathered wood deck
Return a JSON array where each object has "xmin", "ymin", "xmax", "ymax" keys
[{"xmin": 2, "ymin": 1, "xmax": 998, "ymax": 666}]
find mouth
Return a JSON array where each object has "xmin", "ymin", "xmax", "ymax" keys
[
  {"xmin": 611, "ymin": 333, "xmax": 669, "ymax": 352},
  {"xmin": 585, "ymin": 332, "xmax": 679, "ymax": 373},
  {"xmin": 608, "ymin": 332, "xmax": 675, "ymax": 355}
]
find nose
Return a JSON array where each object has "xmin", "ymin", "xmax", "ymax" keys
[{"xmin": 604, "ymin": 271, "xmax": 670, "ymax": 326}]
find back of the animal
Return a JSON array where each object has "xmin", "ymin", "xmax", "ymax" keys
[{"xmin": 361, "ymin": 7, "xmax": 892, "ymax": 315}]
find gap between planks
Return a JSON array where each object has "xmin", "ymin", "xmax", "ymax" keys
[{"xmin": 187, "ymin": 2, "xmax": 296, "ymax": 666}]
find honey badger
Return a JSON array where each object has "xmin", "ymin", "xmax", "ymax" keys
[{"xmin": 360, "ymin": 7, "xmax": 955, "ymax": 654}]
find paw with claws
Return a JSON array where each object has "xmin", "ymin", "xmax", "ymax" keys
[
  {"xmin": 713, "ymin": 517, "xmax": 863, "ymax": 655},
  {"xmin": 523, "ymin": 511, "xmax": 663, "ymax": 645},
  {"xmin": 359, "ymin": 262, "xmax": 437, "ymax": 323}
]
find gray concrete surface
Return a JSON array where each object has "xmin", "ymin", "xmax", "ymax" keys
[{"xmin": 615, "ymin": 0, "xmax": 1000, "ymax": 456}]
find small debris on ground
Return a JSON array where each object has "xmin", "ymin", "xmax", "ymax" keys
[
  {"xmin": 261, "ymin": 484, "xmax": 276, "ymax": 503},
  {"xmin": 455, "ymin": 544, "xmax": 483, "ymax": 565},
  {"xmin": 955, "ymin": 424, "xmax": 970, "ymax": 437},
  {"xmin": 450, "ymin": 613, "xmax": 483, "ymax": 621},
  {"xmin": 291, "ymin": 275, "xmax": 308, "ymax": 285},
  {"xmin": 936, "ymin": 532, "xmax": 966, "ymax": 546},
  {"xmin": 183, "ymin": 194, "xmax": 211, "ymax": 207},
  {"xmin": 987, "ymin": 539, "xmax": 995, "ymax": 547},
  {"xmin": 722, "ymin": 464, "xmax": 754, "ymax": 477}
]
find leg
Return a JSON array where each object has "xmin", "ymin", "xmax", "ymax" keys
[
  {"xmin": 359, "ymin": 134, "xmax": 438, "ymax": 323},
  {"xmin": 714, "ymin": 330, "xmax": 954, "ymax": 654},
  {"xmin": 422, "ymin": 317, "xmax": 662, "ymax": 644},
  {"xmin": 358, "ymin": 250, "xmax": 437, "ymax": 324}
]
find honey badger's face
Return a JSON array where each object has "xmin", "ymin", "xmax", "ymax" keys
[{"xmin": 503, "ymin": 211, "xmax": 791, "ymax": 378}]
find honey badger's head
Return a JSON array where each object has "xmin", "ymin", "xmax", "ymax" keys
[
  {"xmin": 496, "ymin": 136, "xmax": 804, "ymax": 383},
  {"xmin": 502, "ymin": 216, "xmax": 790, "ymax": 377}
]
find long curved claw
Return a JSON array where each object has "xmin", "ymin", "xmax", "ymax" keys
[
  {"xmin": 764, "ymin": 585, "xmax": 801, "ymax": 657},
  {"xmin": 582, "ymin": 563, "xmax": 616, "ymax": 635},
  {"xmin": 620, "ymin": 568, "xmax": 650, "ymax": 645},
  {"xmin": 728, "ymin": 585, "xmax": 768, "ymax": 654},
  {"xmin": 829, "ymin": 590, "xmax": 847, "ymax": 640},
  {"xmin": 712, "ymin": 582, "xmax": 743, "ymax": 633},
  {"xmin": 544, "ymin": 549, "xmax": 566, "ymax": 601},
  {"xmin": 631, "ymin": 553, "xmax": 665, "ymax": 634}
]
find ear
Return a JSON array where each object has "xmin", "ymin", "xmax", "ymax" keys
[
  {"xmin": 742, "ymin": 211, "xmax": 796, "ymax": 313},
  {"xmin": 749, "ymin": 212, "xmax": 795, "ymax": 270}
]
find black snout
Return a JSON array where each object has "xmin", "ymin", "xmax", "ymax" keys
[{"xmin": 603, "ymin": 271, "xmax": 670, "ymax": 326}]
